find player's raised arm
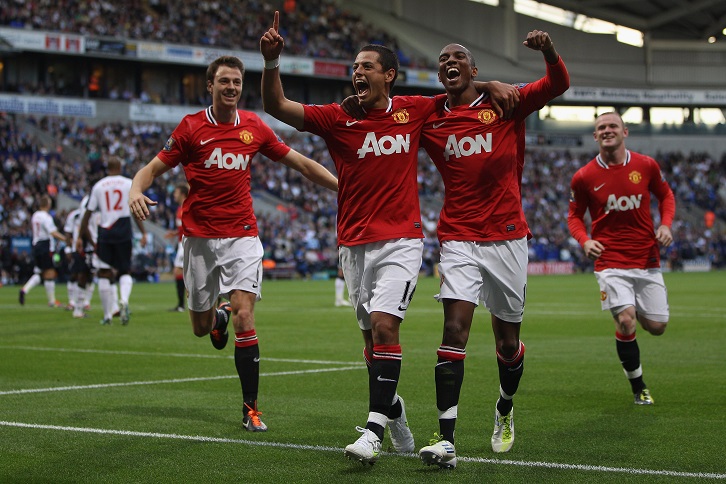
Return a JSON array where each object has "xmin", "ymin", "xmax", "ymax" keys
[
  {"xmin": 260, "ymin": 10, "xmax": 305, "ymax": 130},
  {"xmin": 523, "ymin": 30, "xmax": 559, "ymax": 65}
]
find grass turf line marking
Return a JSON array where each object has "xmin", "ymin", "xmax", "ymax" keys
[
  {"xmin": 1, "ymin": 421, "xmax": 723, "ymax": 480},
  {"xmin": 0, "ymin": 345, "xmax": 362, "ymax": 366},
  {"xmin": 0, "ymin": 366, "xmax": 362, "ymax": 396}
]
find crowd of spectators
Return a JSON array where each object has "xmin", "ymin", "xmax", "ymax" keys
[
  {"xmin": 2, "ymin": 112, "xmax": 725, "ymax": 286},
  {"xmin": 0, "ymin": 0, "xmax": 432, "ymax": 69}
]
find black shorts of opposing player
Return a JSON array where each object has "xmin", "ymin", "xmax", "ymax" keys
[
  {"xmin": 69, "ymin": 252, "xmax": 90, "ymax": 275},
  {"xmin": 32, "ymin": 240, "xmax": 55, "ymax": 271},
  {"xmin": 97, "ymin": 240, "xmax": 133, "ymax": 275},
  {"xmin": 97, "ymin": 217, "xmax": 133, "ymax": 274}
]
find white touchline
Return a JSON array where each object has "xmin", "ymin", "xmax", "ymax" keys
[
  {"xmin": 1, "ymin": 421, "xmax": 723, "ymax": 480},
  {"xmin": 0, "ymin": 346, "xmax": 363, "ymax": 366},
  {"xmin": 0, "ymin": 366, "xmax": 362, "ymax": 396}
]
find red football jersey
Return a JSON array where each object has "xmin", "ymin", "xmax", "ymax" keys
[
  {"xmin": 157, "ymin": 107, "xmax": 291, "ymax": 238},
  {"xmin": 421, "ymin": 58, "xmax": 570, "ymax": 243},
  {"xmin": 303, "ymin": 96, "xmax": 443, "ymax": 246},
  {"xmin": 568, "ymin": 150, "xmax": 676, "ymax": 270}
]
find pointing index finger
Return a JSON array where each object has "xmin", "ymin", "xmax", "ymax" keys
[{"xmin": 273, "ymin": 10, "xmax": 279, "ymax": 33}]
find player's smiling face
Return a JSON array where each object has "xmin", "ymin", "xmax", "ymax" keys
[
  {"xmin": 594, "ymin": 113, "xmax": 628, "ymax": 150},
  {"xmin": 438, "ymin": 44, "xmax": 477, "ymax": 93},
  {"xmin": 351, "ymin": 51, "xmax": 394, "ymax": 109},
  {"xmin": 209, "ymin": 65, "xmax": 243, "ymax": 109}
]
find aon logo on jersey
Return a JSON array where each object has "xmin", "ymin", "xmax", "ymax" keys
[
  {"xmin": 605, "ymin": 194, "xmax": 642, "ymax": 213},
  {"xmin": 357, "ymin": 132, "xmax": 410, "ymax": 158},
  {"xmin": 204, "ymin": 148, "xmax": 251, "ymax": 170},
  {"xmin": 444, "ymin": 133, "xmax": 492, "ymax": 161}
]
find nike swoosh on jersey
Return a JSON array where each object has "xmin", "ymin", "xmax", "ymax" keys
[
  {"xmin": 346, "ymin": 120, "xmax": 359, "ymax": 126},
  {"xmin": 432, "ymin": 121, "xmax": 446, "ymax": 129},
  {"xmin": 200, "ymin": 138, "xmax": 215, "ymax": 145},
  {"xmin": 594, "ymin": 183, "xmax": 606, "ymax": 191}
]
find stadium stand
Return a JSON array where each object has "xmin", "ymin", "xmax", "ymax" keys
[
  {"xmin": 2, "ymin": 110, "xmax": 724, "ymax": 287},
  {"xmin": 0, "ymin": 0, "xmax": 431, "ymax": 68}
]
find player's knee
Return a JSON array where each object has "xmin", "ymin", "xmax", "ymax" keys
[
  {"xmin": 645, "ymin": 320, "xmax": 667, "ymax": 336},
  {"xmin": 443, "ymin": 320, "xmax": 470, "ymax": 347},
  {"xmin": 232, "ymin": 308, "xmax": 255, "ymax": 330},
  {"xmin": 616, "ymin": 313, "xmax": 637, "ymax": 331},
  {"xmin": 496, "ymin": 338, "xmax": 520, "ymax": 359}
]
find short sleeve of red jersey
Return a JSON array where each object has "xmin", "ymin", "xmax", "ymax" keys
[
  {"xmin": 302, "ymin": 103, "xmax": 342, "ymax": 137},
  {"xmin": 157, "ymin": 116, "xmax": 193, "ymax": 168},
  {"xmin": 252, "ymin": 116, "xmax": 292, "ymax": 162}
]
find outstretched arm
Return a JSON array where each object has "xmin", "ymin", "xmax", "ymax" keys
[
  {"xmin": 260, "ymin": 10, "xmax": 306, "ymax": 130},
  {"xmin": 129, "ymin": 157, "xmax": 171, "ymax": 221},
  {"xmin": 278, "ymin": 149, "xmax": 338, "ymax": 192}
]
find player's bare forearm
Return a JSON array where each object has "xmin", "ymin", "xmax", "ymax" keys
[
  {"xmin": 130, "ymin": 159, "xmax": 167, "ymax": 220},
  {"xmin": 281, "ymin": 150, "xmax": 338, "ymax": 192},
  {"xmin": 259, "ymin": 10, "xmax": 306, "ymax": 130}
]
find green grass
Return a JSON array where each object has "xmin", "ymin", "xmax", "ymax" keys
[{"xmin": 1, "ymin": 272, "xmax": 725, "ymax": 482}]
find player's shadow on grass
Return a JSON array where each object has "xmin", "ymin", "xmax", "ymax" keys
[{"xmin": 111, "ymin": 405, "xmax": 221, "ymax": 424}]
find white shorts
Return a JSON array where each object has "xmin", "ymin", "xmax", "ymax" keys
[
  {"xmin": 173, "ymin": 241, "xmax": 184, "ymax": 269},
  {"xmin": 436, "ymin": 238, "xmax": 528, "ymax": 323},
  {"xmin": 183, "ymin": 236, "xmax": 263, "ymax": 312},
  {"xmin": 594, "ymin": 268, "xmax": 669, "ymax": 323},
  {"xmin": 339, "ymin": 238, "xmax": 423, "ymax": 331}
]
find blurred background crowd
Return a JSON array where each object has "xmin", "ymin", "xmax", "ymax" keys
[{"xmin": 2, "ymin": 112, "xmax": 724, "ymax": 286}]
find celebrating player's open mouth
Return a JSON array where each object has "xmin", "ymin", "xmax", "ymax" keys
[
  {"xmin": 354, "ymin": 78, "xmax": 370, "ymax": 99},
  {"xmin": 445, "ymin": 66, "xmax": 461, "ymax": 84}
]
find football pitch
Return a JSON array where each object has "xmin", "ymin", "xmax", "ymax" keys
[{"xmin": 1, "ymin": 272, "xmax": 724, "ymax": 482}]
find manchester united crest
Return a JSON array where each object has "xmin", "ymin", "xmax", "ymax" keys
[
  {"xmin": 392, "ymin": 109, "xmax": 409, "ymax": 124},
  {"xmin": 628, "ymin": 170, "xmax": 642, "ymax": 184},
  {"xmin": 478, "ymin": 109, "xmax": 497, "ymax": 124},
  {"xmin": 240, "ymin": 130, "xmax": 254, "ymax": 144},
  {"xmin": 600, "ymin": 291, "xmax": 607, "ymax": 302}
]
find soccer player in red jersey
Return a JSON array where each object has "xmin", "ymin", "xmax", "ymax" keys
[
  {"xmin": 568, "ymin": 111, "xmax": 675, "ymax": 406},
  {"xmin": 416, "ymin": 31, "xmax": 569, "ymax": 467},
  {"xmin": 261, "ymin": 11, "xmax": 437, "ymax": 464},
  {"xmin": 129, "ymin": 55, "xmax": 338, "ymax": 432}
]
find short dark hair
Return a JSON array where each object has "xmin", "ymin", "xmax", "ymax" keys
[
  {"xmin": 207, "ymin": 56, "xmax": 245, "ymax": 83},
  {"xmin": 175, "ymin": 184, "xmax": 189, "ymax": 197},
  {"xmin": 359, "ymin": 44, "xmax": 399, "ymax": 89}
]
